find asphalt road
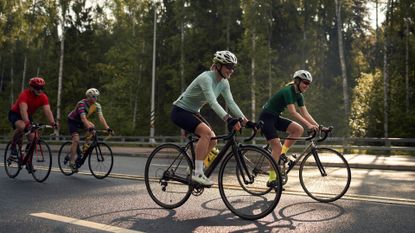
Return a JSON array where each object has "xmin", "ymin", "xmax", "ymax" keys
[{"xmin": 0, "ymin": 154, "xmax": 414, "ymax": 233}]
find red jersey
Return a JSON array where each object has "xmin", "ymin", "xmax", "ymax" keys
[{"xmin": 11, "ymin": 89, "xmax": 49, "ymax": 115}]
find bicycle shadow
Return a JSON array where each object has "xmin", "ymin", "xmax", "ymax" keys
[{"xmin": 74, "ymin": 197, "xmax": 346, "ymax": 233}]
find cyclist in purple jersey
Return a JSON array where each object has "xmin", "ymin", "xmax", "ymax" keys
[{"xmin": 66, "ymin": 88, "xmax": 113, "ymax": 172}]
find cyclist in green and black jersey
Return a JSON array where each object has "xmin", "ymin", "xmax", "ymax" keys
[{"xmin": 259, "ymin": 70, "xmax": 319, "ymax": 183}]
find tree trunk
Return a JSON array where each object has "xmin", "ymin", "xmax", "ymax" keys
[
  {"xmin": 405, "ymin": 18, "xmax": 409, "ymax": 113},
  {"xmin": 21, "ymin": 54, "xmax": 27, "ymax": 92},
  {"xmin": 334, "ymin": 0, "xmax": 350, "ymax": 134},
  {"xmin": 383, "ymin": 0, "xmax": 392, "ymax": 139},
  {"xmin": 56, "ymin": 2, "xmax": 68, "ymax": 136},
  {"xmin": 251, "ymin": 27, "xmax": 256, "ymax": 121},
  {"xmin": 10, "ymin": 51, "xmax": 15, "ymax": 106}
]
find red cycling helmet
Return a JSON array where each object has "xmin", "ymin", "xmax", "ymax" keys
[{"xmin": 29, "ymin": 77, "xmax": 46, "ymax": 89}]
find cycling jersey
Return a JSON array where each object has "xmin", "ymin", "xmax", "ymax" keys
[
  {"xmin": 68, "ymin": 99, "xmax": 103, "ymax": 122},
  {"xmin": 10, "ymin": 89, "xmax": 49, "ymax": 115},
  {"xmin": 173, "ymin": 71, "xmax": 245, "ymax": 119},
  {"xmin": 262, "ymin": 84, "xmax": 304, "ymax": 115}
]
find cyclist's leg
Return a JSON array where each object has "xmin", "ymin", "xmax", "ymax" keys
[
  {"xmin": 8, "ymin": 111, "xmax": 25, "ymax": 154},
  {"xmin": 171, "ymin": 106, "xmax": 213, "ymax": 186},
  {"xmin": 278, "ymin": 118, "xmax": 303, "ymax": 153},
  {"xmin": 259, "ymin": 111, "xmax": 281, "ymax": 182},
  {"xmin": 68, "ymin": 118, "xmax": 82, "ymax": 171}
]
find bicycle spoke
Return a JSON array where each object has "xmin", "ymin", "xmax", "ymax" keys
[
  {"xmin": 31, "ymin": 140, "xmax": 52, "ymax": 182},
  {"xmin": 145, "ymin": 144, "xmax": 192, "ymax": 209},
  {"xmin": 299, "ymin": 147, "xmax": 351, "ymax": 202},
  {"xmin": 219, "ymin": 145, "xmax": 282, "ymax": 220}
]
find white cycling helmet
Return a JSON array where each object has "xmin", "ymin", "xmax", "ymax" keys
[
  {"xmin": 86, "ymin": 88, "xmax": 100, "ymax": 97},
  {"xmin": 213, "ymin": 50, "xmax": 238, "ymax": 65},
  {"xmin": 293, "ymin": 70, "xmax": 313, "ymax": 83}
]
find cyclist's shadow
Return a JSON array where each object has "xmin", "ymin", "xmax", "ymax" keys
[{"xmin": 79, "ymin": 198, "xmax": 346, "ymax": 232}]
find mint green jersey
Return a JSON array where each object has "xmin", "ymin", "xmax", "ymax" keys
[
  {"xmin": 173, "ymin": 71, "xmax": 245, "ymax": 119},
  {"xmin": 263, "ymin": 84, "xmax": 304, "ymax": 115}
]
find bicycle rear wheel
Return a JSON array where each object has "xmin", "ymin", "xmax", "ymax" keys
[
  {"xmin": 219, "ymin": 145, "xmax": 282, "ymax": 220},
  {"xmin": 3, "ymin": 142, "xmax": 22, "ymax": 178},
  {"xmin": 57, "ymin": 142, "xmax": 76, "ymax": 176},
  {"xmin": 144, "ymin": 144, "xmax": 192, "ymax": 209},
  {"xmin": 88, "ymin": 142, "xmax": 114, "ymax": 179},
  {"xmin": 299, "ymin": 147, "xmax": 351, "ymax": 202},
  {"xmin": 31, "ymin": 140, "xmax": 52, "ymax": 183}
]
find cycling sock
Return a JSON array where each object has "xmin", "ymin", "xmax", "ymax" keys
[
  {"xmin": 194, "ymin": 160, "xmax": 204, "ymax": 176},
  {"xmin": 281, "ymin": 145, "xmax": 289, "ymax": 155},
  {"xmin": 268, "ymin": 170, "xmax": 276, "ymax": 181}
]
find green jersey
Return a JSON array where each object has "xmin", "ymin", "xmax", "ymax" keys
[
  {"xmin": 263, "ymin": 84, "xmax": 304, "ymax": 115},
  {"xmin": 173, "ymin": 71, "xmax": 245, "ymax": 119}
]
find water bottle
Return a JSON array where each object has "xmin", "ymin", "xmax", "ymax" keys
[
  {"xmin": 82, "ymin": 142, "xmax": 90, "ymax": 154},
  {"xmin": 204, "ymin": 147, "xmax": 220, "ymax": 168}
]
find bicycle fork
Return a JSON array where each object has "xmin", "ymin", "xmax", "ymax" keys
[
  {"xmin": 234, "ymin": 145, "xmax": 254, "ymax": 185},
  {"xmin": 311, "ymin": 147, "xmax": 327, "ymax": 177}
]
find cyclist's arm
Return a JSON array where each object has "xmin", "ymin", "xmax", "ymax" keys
[
  {"xmin": 98, "ymin": 115, "xmax": 110, "ymax": 129},
  {"xmin": 200, "ymin": 78, "xmax": 228, "ymax": 120},
  {"xmin": 80, "ymin": 114, "xmax": 94, "ymax": 129},
  {"xmin": 42, "ymin": 104, "xmax": 56, "ymax": 125},
  {"xmin": 299, "ymin": 106, "xmax": 319, "ymax": 127},
  {"xmin": 18, "ymin": 102, "xmax": 30, "ymax": 123},
  {"xmin": 221, "ymin": 82, "xmax": 246, "ymax": 121},
  {"xmin": 287, "ymin": 104, "xmax": 314, "ymax": 129}
]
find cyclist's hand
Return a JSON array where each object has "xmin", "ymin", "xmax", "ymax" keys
[
  {"xmin": 245, "ymin": 120, "xmax": 257, "ymax": 129},
  {"xmin": 51, "ymin": 122, "xmax": 59, "ymax": 129},
  {"xmin": 227, "ymin": 117, "xmax": 241, "ymax": 132},
  {"xmin": 308, "ymin": 124, "xmax": 319, "ymax": 131},
  {"xmin": 106, "ymin": 128, "xmax": 114, "ymax": 135},
  {"xmin": 24, "ymin": 121, "xmax": 31, "ymax": 133}
]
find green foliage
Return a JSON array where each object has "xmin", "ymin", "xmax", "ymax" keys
[{"xmin": 0, "ymin": 0, "xmax": 414, "ymax": 139}]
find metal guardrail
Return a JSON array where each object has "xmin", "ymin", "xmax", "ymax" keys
[{"xmin": 1, "ymin": 135, "xmax": 415, "ymax": 151}]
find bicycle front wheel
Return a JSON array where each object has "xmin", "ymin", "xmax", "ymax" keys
[
  {"xmin": 299, "ymin": 147, "xmax": 351, "ymax": 202},
  {"xmin": 58, "ymin": 142, "xmax": 76, "ymax": 176},
  {"xmin": 144, "ymin": 144, "xmax": 192, "ymax": 209},
  {"xmin": 3, "ymin": 142, "xmax": 22, "ymax": 178},
  {"xmin": 219, "ymin": 145, "xmax": 282, "ymax": 220},
  {"xmin": 88, "ymin": 142, "xmax": 114, "ymax": 179},
  {"xmin": 31, "ymin": 140, "xmax": 52, "ymax": 183}
]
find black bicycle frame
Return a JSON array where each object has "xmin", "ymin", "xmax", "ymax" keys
[{"xmin": 76, "ymin": 134, "xmax": 99, "ymax": 166}]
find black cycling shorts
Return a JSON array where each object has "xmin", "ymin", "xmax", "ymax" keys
[
  {"xmin": 67, "ymin": 118, "xmax": 84, "ymax": 135},
  {"xmin": 171, "ymin": 105, "xmax": 211, "ymax": 134},
  {"xmin": 258, "ymin": 110, "xmax": 292, "ymax": 141},
  {"xmin": 8, "ymin": 111, "xmax": 33, "ymax": 129}
]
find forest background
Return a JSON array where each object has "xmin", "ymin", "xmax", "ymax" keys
[{"xmin": 0, "ymin": 0, "xmax": 414, "ymax": 139}]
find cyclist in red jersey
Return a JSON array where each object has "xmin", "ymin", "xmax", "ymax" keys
[{"xmin": 8, "ymin": 77, "xmax": 58, "ymax": 155}]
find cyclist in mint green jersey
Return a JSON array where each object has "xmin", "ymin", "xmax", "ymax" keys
[
  {"xmin": 259, "ymin": 70, "xmax": 319, "ymax": 184},
  {"xmin": 171, "ymin": 50, "xmax": 256, "ymax": 186}
]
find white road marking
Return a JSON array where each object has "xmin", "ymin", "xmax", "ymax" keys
[{"xmin": 30, "ymin": 212, "xmax": 144, "ymax": 233}]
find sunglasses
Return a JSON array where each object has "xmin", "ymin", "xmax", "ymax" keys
[
  {"xmin": 33, "ymin": 87, "xmax": 44, "ymax": 91},
  {"xmin": 224, "ymin": 63, "xmax": 236, "ymax": 70},
  {"xmin": 302, "ymin": 80, "xmax": 311, "ymax": 86}
]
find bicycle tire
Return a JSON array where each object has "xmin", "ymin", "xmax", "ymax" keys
[
  {"xmin": 144, "ymin": 143, "xmax": 192, "ymax": 209},
  {"xmin": 3, "ymin": 142, "xmax": 22, "ymax": 178},
  {"xmin": 299, "ymin": 147, "xmax": 351, "ymax": 202},
  {"xmin": 219, "ymin": 145, "xmax": 282, "ymax": 220},
  {"xmin": 88, "ymin": 142, "xmax": 113, "ymax": 179},
  {"xmin": 57, "ymin": 142, "xmax": 76, "ymax": 176},
  {"xmin": 31, "ymin": 140, "xmax": 52, "ymax": 183}
]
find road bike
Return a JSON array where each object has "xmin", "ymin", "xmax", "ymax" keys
[
  {"xmin": 4, "ymin": 123, "xmax": 53, "ymax": 183},
  {"xmin": 265, "ymin": 126, "xmax": 351, "ymax": 202},
  {"xmin": 144, "ymin": 122, "xmax": 283, "ymax": 220},
  {"xmin": 57, "ymin": 129, "xmax": 114, "ymax": 179}
]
